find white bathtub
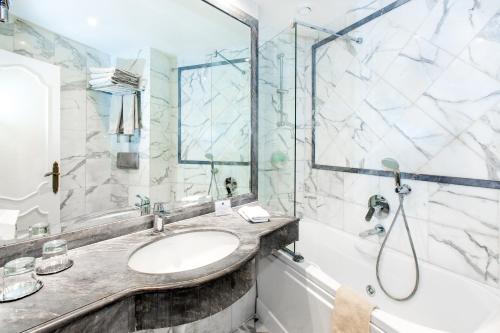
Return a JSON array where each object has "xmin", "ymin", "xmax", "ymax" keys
[{"xmin": 257, "ymin": 218, "xmax": 500, "ymax": 333}]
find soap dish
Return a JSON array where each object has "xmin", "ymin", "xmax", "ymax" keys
[{"xmin": 36, "ymin": 259, "xmax": 73, "ymax": 275}]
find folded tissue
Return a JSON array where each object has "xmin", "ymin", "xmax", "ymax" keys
[
  {"xmin": 0, "ymin": 209, "xmax": 19, "ymax": 240},
  {"xmin": 238, "ymin": 206, "xmax": 270, "ymax": 223}
]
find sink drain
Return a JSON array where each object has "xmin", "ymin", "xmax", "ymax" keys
[{"xmin": 366, "ymin": 285, "xmax": 376, "ymax": 297}]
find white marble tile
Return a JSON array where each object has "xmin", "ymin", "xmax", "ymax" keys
[
  {"xmin": 384, "ymin": 35, "xmax": 455, "ymax": 102},
  {"xmin": 54, "ymin": 35, "xmax": 86, "ymax": 72},
  {"xmin": 60, "ymin": 156, "xmax": 86, "ymax": 191},
  {"xmin": 459, "ymin": 106, "xmax": 500, "ymax": 180},
  {"xmin": 61, "ymin": 90, "xmax": 87, "ymax": 132},
  {"xmin": 382, "ymin": 0, "xmax": 439, "ymax": 33},
  {"xmin": 428, "ymin": 222, "xmax": 498, "ymax": 286},
  {"xmin": 427, "ymin": 182, "xmax": 499, "ymax": 235},
  {"xmin": 364, "ymin": 80, "xmax": 454, "ymax": 161},
  {"xmin": 460, "ymin": 11, "xmax": 500, "ymax": 81},
  {"xmin": 377, "ymin": 126, "xmax": 430, "ymax": 173},
  {"xmin": 60, "ymin": 188, "xmax": 85, "ymax": 221},
  {"xmin": 317, "ymin": 194, "xmax": 344, "ymax": 229},
  {"xmin": 353, "ymin": 14, "xmax": 413, "ymax": 76},
  {"xmin": 334, "ymin": 59, "xmax": 380, "ymax": 111},
  {"xmin": 61, "ymin": 130, "xmax": 86, "ymax": 159},
  {"xmin": 344, "ymin": 172, "xmax": 379, "ymax": 206},
  {"xmin": 315, "ymin": 114, "xmax": 380, "ymax": 168},
  {"xmin": 85, "ymin": 46, "xmax": 111, "ymax": 68},
  {"xmin": 315, "ymin": 40, "xmax": 356, "ymax": 98},
  {"xmin": 86, "ymin": 129, "xmax": 111, "ymax": 157},
  {"xmin": 85, "ymin": 158, "xmax": 111, "ymax": 187},
  {"xmin": 417, "ymin": 0, "xmax": 500, "ymax": 56},
  {"xmin": 419, "ymin": 138, "xmax": 492, "ymax": 179},
  {"xmin": 417, "ymin": 58, "xmax": 500, "ymax": 136},
  {"xmin": 85, "ymin": 184, "xmax": 112, "ymax": 214},
  {"xmin": 86, "ymin": 91, "xmax": 111, "ymax": 132},
  {"xmin": 13, "ymin": 19, "xmax": 54, "ymax": 62}
]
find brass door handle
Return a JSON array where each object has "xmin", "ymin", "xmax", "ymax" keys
[{"xmin": 44, "ymin": 162, "xmax": 60, "ymax": 194}]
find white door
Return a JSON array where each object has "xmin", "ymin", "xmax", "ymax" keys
[{"xmin": 0, "ymin": 49, "xmax": 60, "ymax": 240}]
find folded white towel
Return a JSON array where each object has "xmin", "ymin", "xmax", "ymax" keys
[
  {"xmin": 0, "ymin": 209, "xmax": 19, "ymax": 240},
  {"xmin": 90, "ymin": 73, "xmax": 114, "ymax": 80},
  {"xmin": 89, "ymin": 77, "xmax": 113, "ymax": 86},
  {"xmin": 238, "ymin": 206, "xmax": 270, "ymax": 223},
  {"xmin": 89, "ymin": 67, "xmax": 115, "ymax": 74}
]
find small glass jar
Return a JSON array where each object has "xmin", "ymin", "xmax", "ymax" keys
[
  {"xmin": 1, "ymin": 257, "xmax": 41, "ymax": 302},
  {"xmin": 29, "ymin": 222, "xmax": 50, "ymax": 239},
  {"xmin": 37, "ymin": 239, "xmax": 69, "ymax": 273}
]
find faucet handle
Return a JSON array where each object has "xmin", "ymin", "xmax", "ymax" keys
[
  {"xmin": 153, "ymin": 202, "xmax": 168, "ymax": 215},
  {"xmin": 365, "ymin": 195, "xmax": 389, "ymax": 222}
]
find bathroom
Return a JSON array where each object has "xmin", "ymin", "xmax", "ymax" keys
[{"xmin": 0, "ymin": 0, "xmax": 499, "ymax": 332}]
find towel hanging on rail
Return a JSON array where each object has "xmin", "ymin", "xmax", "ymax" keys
[{"xmin": 108, "ymin": 94, "xmax": 141, "ymax": 135}]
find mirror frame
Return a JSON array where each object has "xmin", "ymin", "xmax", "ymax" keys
[
  {"xmin": 0, "ymin": 0, "xmax": 259, "ymax": 264},
  {"xmin": 201, "ymin": 0, "xmax": 259, "ymax": 199}
]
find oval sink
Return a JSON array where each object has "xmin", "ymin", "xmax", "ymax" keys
[{"xmin": 128, "ymin": 231, "xmax": 240, "ymax": 274}]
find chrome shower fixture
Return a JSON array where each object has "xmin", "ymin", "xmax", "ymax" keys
[
  {"xmin": 294, "ymin": 20, "xmax": 363, "ymax": 44},
  {"xmin": 0, "ymin": 0, "xmax": 10, "ymax": 23},
  {"xmin": 381, "ymin": 158, "xmax": 411, "ymax": 194},
  {"xmin": 214, "ymin": 50, "xmax": 246, "ymax": 75},
  {"xmin": 381, "ymin": 158, "xmax": 401, "ymax": 188}
]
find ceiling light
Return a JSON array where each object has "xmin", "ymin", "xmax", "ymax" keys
[
  {"xmin": 87, "ymin": 17, "xmax": 98, "ymax": 27},
  {"xmin": 297, "ymin": 3, "xmax": 312, "ymax": 16}
]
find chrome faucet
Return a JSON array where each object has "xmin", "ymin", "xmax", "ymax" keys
[
  {"xmin": 365, "ymin": 195, "xmax": 390, "ymax": 222},
  {"xmin": 359, "ymin": 224, "xmax": 386, "ymax": 238},
  {"xmin": 152, "ymin": 202, "xmax": 168, "ymax": 233},
  {"xmin": 135, "ymin": 195, "xmax": 150, "ymax": 216}
]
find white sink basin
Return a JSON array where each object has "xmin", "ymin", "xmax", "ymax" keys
[{"xmin": 128, "ymin": 231, "xmax": 240, "ymax": 274}]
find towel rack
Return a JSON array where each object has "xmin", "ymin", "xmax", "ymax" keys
[{"xmin": 88, "ymin": 83, "xmax": 144, "ymax": 96}]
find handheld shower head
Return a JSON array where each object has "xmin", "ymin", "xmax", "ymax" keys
[
  {"xmin": 0, "ymin": 0, "xmax": 10, "ymax": 23},
  {"xmin": 381, "ymin": 158, "xmax": 401, "ymax": 188}
]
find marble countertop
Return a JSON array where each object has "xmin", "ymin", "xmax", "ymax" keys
[{"xmin": 0, "ymin": 204, "xmax": 298, "ymax": 333}]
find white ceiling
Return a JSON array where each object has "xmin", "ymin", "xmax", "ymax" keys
[
  {"xmin": 11, "ymin": 0, "xmax": 251, "ymax": 59},
  {"xmin": 256, "ymin": 0, "xmax": 371, "ymax": 42}
]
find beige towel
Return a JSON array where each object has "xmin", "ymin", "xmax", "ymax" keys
[{"xmin": 332, "ymin": 286, "xmax": 376, "ymax": 333}]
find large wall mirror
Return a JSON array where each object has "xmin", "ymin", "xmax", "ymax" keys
[{"xmin": 0, "ymin": 0, "xmax": 257, "ymax": 245}]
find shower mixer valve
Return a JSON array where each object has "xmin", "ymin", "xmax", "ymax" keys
[{"xmin": 365, "ymin": 195, "xmax": 390, "ymax": 222}]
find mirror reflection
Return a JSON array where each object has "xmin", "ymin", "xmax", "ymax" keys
[{"xmin": 0, "ymin": 0, "xmax": 252, "ymax": 243}]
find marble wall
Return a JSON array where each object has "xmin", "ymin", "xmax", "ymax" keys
[
  {"xmin": 0, "ymin": 17, "xmax": 149, "ymax": 231},
  {"xmin": 259, "ymin": 0, "xmax": 500, "ymax": 290},
  {"xmin": 314, "ymin": 0, "xmax": 500, "ymax": 181},
  {"xmin": 179, "ymin": 57, "xmax": 251, "ymax": 164}
]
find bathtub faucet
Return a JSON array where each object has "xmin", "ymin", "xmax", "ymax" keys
[
  {"xmin": 135, "ymin": 195, "xmax": 150, "ymax": 216},
  {"xmin": 359, "ymin": 224, "xmax": 386, "ymax": 238}
]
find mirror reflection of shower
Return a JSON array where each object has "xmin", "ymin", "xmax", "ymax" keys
[
  {"xmin": 205, "ymin": 153, "xmax": 220, "ymax": 199},
  {"xmin": 213, "ymin": 50, "xmax": 247, "ymax": 75}
]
